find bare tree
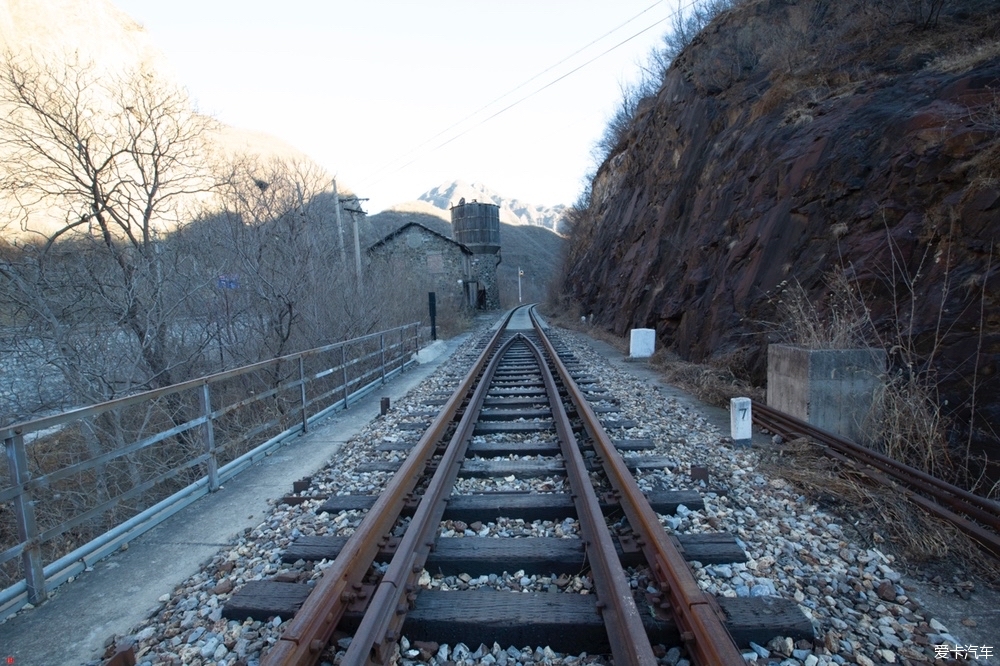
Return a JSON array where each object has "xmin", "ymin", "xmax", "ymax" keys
[
  {"xmin": 0, "ymin": 53, "xmax": 216, "ymax": 411},
  {"xmin": 191, "ymin": 156, "xmax": 357, "ymax": 369}
]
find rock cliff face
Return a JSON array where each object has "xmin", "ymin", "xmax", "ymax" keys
[{"xmin": 563, "ymin": 0, "xmax": 1000, "ymax": 446}]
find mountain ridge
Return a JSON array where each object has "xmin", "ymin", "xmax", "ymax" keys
[{"xmin": 404, "ymin": 180, "xmax": 569, "ymax": 235}]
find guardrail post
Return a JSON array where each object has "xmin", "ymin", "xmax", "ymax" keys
[
  {"xmin": 298, "ymin": 356, "xmax": 308, "ymax": 433},
  {"xmin": 5, "ymin": 432, "xmax": 46, "ymax": 604},
  {"xmin": 380, "ymin": 333, "xmax": 386, "ymax": 385},
  {"xmin": 342, "ymin": 345, "xmax": 349, "ymax": 409},
  {"xmin": 200, "ymin": 384, "xmax": 219, "ymax": 492},
  {"xmin": 397, "ymin": 326, "xmax": 406, "ymax": 374}
]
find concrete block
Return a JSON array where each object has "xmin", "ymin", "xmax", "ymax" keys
[
  {"xmin": 415, "ymin": 340, "xmax": 447, "ymax": 364},
  {"xmin": 629, "ymin": 328, "xmax": 656, "ymax": 358},
  {"xmin": 730, "ymin": 397, "xmax": 752, "ymax": 446},
  {"xmin": 767, "ymin": 344, "xmax": 885, "ymax": 442}
]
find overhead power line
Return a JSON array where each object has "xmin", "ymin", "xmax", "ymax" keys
[
  {"xmin": 357, "ymin": 1, "xmax": 685, "ymax": 190},
  {"xmin": 426, "ymin": 13, "xmax": 677, "ymax": 155}
]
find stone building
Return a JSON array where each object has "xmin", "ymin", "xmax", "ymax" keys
[
  {"xmin": 368, "ymin": 202, "xmax": 503, "ymax": 311},
  {"xmin": 366, "ymin": 222, "xmax": 477, "ymax": 311}
]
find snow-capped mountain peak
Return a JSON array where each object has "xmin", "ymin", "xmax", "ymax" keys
[{"xmin": 416, "ymin": 181, "xmax": 567, "ymax": 235}]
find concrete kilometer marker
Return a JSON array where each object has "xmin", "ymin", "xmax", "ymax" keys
[
  {"xmin": 629, "ymin": 328, "xmax": 655, "ymax": 358},
  {"xmin": 730, "ymin": 397, "xmax": 752, "ymax": 447}
]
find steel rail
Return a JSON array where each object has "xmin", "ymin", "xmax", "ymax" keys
[
  {"xmin": 261, "ymin": 310, "xmax": 516, "ymax": 666},
  {"xmin": 521, "ymin": 334, "xmax": 658, "ymax": 666},
  {"xmin": 822, "ymin": 446, "xmax": 1000, "ymax": 559},
  {"xmin": 342, "ymin": 333, "xmax": 519, "ymax": 665},
  {"xmin": 752, "ymin": 402, "xmax": 1000, "ymax": 524},
  {"xmin": 752, "ymin": 401, "xmax": 1000, "ymax": 558},
  {"xmin": 529, "ymin": 308, "xmax": 745, "ymax": 666}
]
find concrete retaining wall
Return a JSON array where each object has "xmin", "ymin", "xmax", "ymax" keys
[{"xmin": 767, "ymin": 344, "xmax": 885, "ymax": 442}]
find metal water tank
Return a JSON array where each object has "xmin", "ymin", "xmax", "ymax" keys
[{"xmin": 451, "ymin": 200, "xmax": 500, "ymax": 254}]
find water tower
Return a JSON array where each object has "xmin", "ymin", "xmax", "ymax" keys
[{"xmin": 451, "ymin": 199, "xmax": 501, "ymax": 309}]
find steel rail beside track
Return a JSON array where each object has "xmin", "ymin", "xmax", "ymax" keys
[
  {"xmin": 529, "ymin": 308, "xmax": 745, "ymax": 666},
  {"xmin": 752, "ymin": 401, "xmax": 1000, "ymax": 559}
]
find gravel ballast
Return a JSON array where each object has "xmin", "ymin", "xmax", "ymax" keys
[{"xmin": 68, "ymin": 321, "xmax": 994, "ymax": 666}]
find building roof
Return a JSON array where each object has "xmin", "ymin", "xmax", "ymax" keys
[{"xmin": 367, "ymin": 221, "xmax": 474, "ymax": 255}]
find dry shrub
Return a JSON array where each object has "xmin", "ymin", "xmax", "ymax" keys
[
  {"xmin": 752, "ymin": 80, "xmax": 796, "ymax": 120},
  {"xmin": 767, "ymin": 267, "xmax": 961, "ymax": 482},
  {"xmin": 759, "ymin": 437, "xmax": 1000, "ymax": 582},
  {"xmin": 863, "ymin": 372, "xmax": 954, "ymax": 480},
  {"xmin": 434, "ymin": 306, "xmax": 475, "ymax": 339},
  {"xmin": 650, "ymin": 349, "xmax": 763, "ymax": 407},
  {"xmin": 767, "ymin": 271, "xmax": 872, "ymax": 349}
]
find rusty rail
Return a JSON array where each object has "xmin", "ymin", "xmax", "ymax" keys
[
  {"xmin": 342, "ymin": 333, "xmax": 518, "ymax": 664},
  {"xmin": 345, "ymin": 329, "xmax": 661, "ymax": 665},
  {"xmin": 529, "ymin": 308, "xmax": 745, "ymax": 666},
  {"xmin": 260, "ymin": 310, "xmax": 515, "ymax": 666},
  {"xmin": 752, "ymin": 401, "xmax": 1000, "ymax": 559},
  {"xmin": 522, "ymin": 334, "xmax": 658, "ymax": 666}
]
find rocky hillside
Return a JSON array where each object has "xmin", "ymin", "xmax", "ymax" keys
[
  {"xmin": 562, "ymin": 0, "xmax": 1000, "ymax": 450},
  {"xmin": 415, "ymin": 180, "xmax": 569, "ymax": 235},
  {"xmin": 0, "ymin": 0, "xmax": 159, "ymax": 75}
]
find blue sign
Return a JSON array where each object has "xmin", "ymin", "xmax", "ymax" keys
[{"xmin": 217, "ymin": 275, "xmax": 240, "ymax": 290}]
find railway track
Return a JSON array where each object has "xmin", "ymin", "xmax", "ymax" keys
[
  {"xmin": 220, "ymin": 307, "xmax": 811, "ymax": 665},
  {"xmin": 753, "ymin": 402, "xmax": 1000, "ymax": 560}
]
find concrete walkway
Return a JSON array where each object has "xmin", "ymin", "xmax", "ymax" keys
[{"xmin": 0, "ymin": 332, "xmax": 470, "ymax": 666}]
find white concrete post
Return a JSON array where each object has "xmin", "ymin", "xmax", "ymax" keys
[
  {"xmin": 730, "ymin": 397, "xmax": 752, "ymax": 446},
  {"xmin": 629, "ymin": 328, "xmax": 656, "ymax": 358}
]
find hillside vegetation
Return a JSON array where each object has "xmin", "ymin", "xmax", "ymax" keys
[{"xmin": 561, "ymin": 0, "xmax": 1000, "ymax": 464}]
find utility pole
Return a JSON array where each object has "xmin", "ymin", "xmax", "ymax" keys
[
  {"xmin": 332, "ymin": 178, "xmax": 347, "ymax": 267},
  {"xmin": 352, "ymin": 212, "xmax": 363, "ymax": 288},
  {"xmin": 342, "ymin": 196, "xmax": 369, "ymax": 290},
  {"xmin": 518, "ymin": 267, "xmax": 523, "ymax": 303}
]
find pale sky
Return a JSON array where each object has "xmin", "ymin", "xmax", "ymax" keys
[{"xmin": 114, "ymin": 1, "xmax": 680, "ymax": 213}]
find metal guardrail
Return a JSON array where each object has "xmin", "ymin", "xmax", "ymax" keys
[{"xmin": 1, "ymin": 322, "xmax": 421, "ymax": 613}]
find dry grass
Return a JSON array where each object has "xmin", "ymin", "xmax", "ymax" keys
[
  {"xmin": 541, "ymin": 303, "xmax": 630, "ymax": 354},
  {"xmin": 759, "ymin": 437, "xmax": 1000, "ymax": 584},
  {"xmin": 541, "ymin": 298, "xmax": 763, "ymax": 408},
  {"xmin": 764, "ymin": 267, "xmax": 965, "ymax": 482},
  {"xmin": 927, "ymin": 32, "xmax": 1000, "ymax": 73},
  {"xmin": 863, "ymin": 371, "xmax": 955, "ymax": 480},
  {"xmin": 650, "ymin": 349, "xmax": 764, "ymax": 407},
  {"xmin": 765, "ymin": 272, "xmax": 873, "ymax": 349}
]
